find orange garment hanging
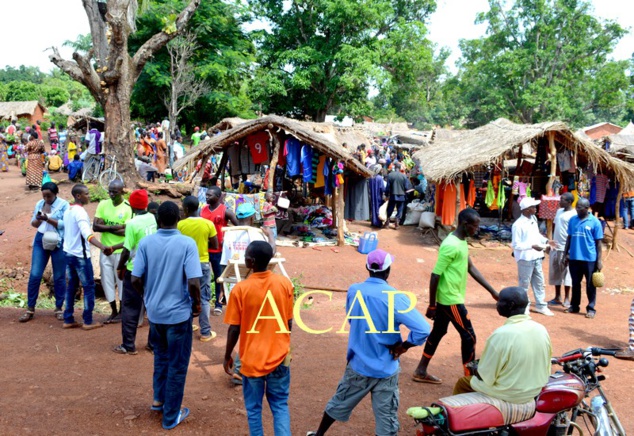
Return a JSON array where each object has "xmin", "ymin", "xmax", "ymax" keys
[
  {"xmin": 467, "ymin": 180, "xmax": 476, "ymax": 207},
  {"xmin": 437, "ymin": 182, "xmax": 466, "ymax": 226}
]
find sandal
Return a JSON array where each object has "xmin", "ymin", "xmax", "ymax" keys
[
  {"xmin": 585, "ymin": 311, "xmax": 596, "ymax": 319},
  {"xmin": 412, "ymin": 373, "xmax": 442, "ymax": 384},
  {"xmin": 564, "ymin": 307, "xmax": 579, "ymax": 314},
  {"xmin": 19, "ymin": 309, "xmax": 35, "ymax": 323},
  {"xmin": 54, "ymin": 309, "xmax": 64, "ymax": 321}
]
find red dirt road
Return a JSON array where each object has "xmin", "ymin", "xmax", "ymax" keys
[{"xmin": 1, "ymin": 168, "xmax": 633, "ymax": 435}]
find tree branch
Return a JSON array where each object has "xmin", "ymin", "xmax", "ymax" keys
[
  {"xmin": 49, "ymin": 47, "xmax": 104, "ymax": 105},
  {"xmin": 132, "ymin": 0, "xmax": 201, "ymax": 80}
]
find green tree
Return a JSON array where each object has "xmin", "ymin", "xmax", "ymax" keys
[
  {"xmin": 250, "ymin": 0, "xmax": 437, "ymax": 122},
  {"xmin": 5, "ymin": 81, "xmax": 40, "ymax": 101},
  {"xmin": 456, "ymin": 0, "xmax": 628, "ymax": 128},
  {"xmin": 0, "ymin": 66, "xmax": 46, "ymax": 84},
  {"xmin": 129, "ymin": 0, "xmax": 255, "ymax": 128}
]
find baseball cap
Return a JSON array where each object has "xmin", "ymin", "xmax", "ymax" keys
[
  {"xmin": 366, "ymin": 249, "xmax": 394, "ymax": 272},
  {"xmin": 519, "ymin": 197, "xmax": 540, "ymax": 210},
  {"xmin": 236, "ymin": 203, "xmax": 256, "ymax": 219}
]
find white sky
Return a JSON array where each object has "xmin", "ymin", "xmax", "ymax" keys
[{"xmin": 0, "ymin": 0, "xmax": 632, "ymax": 73}]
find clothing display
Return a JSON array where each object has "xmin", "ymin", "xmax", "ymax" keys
[
  {"xmin": 240, "ymin": 143, "xmax": 257, "ymax": 175},
  {"xmin": 435, "ymin": 182, "xmax": 466, "ymax": 226},
  {"xmin": 247, "ymin": 132, "xmax": 270, "ymax": 164},
  {"xmin": 300, "ymin": 145, "xmax": 313, "ymax": 183},
  {"xmin": 538, "ymin": 195, "xmax": 560, "ymax": 220},
  {"xmin": 227, "ymin": 143, "xmax": 242, "ymax": 176},
  {"xmin": 344, "ymin": 178, "xmax": 370, "ymax": 221},
  {"xmin": 223, "ymin": 192, "xmax": 266, "ymax": 221},
  {"xmin": 284, "ymin": 138, "xmax": 302, "ymax": 177},
  {"xmin": 557, "ymin": 150, "xmax": 573, "ymax": 172},
  {"xmin": 594, "ymin": 174, "xmax": 608, "ymax": 203}
]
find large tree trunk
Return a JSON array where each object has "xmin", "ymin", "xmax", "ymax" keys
[{"xmin": 49, "ymin": 0, "xmax": 201, "ymax": 183}]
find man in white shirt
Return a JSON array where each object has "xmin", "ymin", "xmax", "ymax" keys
[
  {"xmin": 548, "ymin": 193, "xmax": 575, "ymax": 308},
  {"xmin": 62, "ymin": 184, "xmax": 113, "ymax": 330},
  {"xmin": 511, "ymin": 197, "xmax": 554, "ymax": 316}
]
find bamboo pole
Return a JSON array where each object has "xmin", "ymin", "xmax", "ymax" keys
[
  {"xmin": 453, "ymin": 180, "xmax": 461, "ymax": 228},
  {"xmin": 268, "ymin": 130, "xmax": 281, "ymax": 193}
]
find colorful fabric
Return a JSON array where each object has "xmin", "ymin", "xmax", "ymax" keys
[
  {"xmin": 301, "ymin": 144, "xmax": 313, "ymax": 182},
  {"xmin": 315, "ymin": 155, "xmax": 326, "ymax": 188},
  {"xmin": 538, "ymin": 196, "xmax": 560, "ymax": 220},
  {"xmin": 310, "ymin": 150, "xmax": 319, "ymax": 184},
  {"xmin": 594, "ymin": 174, "xmax": 608, "ymax": 203},
  {"xmin": 25, "ymin": 140, "xmax": 45, "ymax": 187},
  {"xmin": 224, "ymin": 271, "xmax": 294, "ymax": 377},
  {"xmin": 284, "ymin": 138, "xmax": 302, "ymax": 177},
  {"xmin": 222, "ymin": 192, "xmax": 266, "ymax": 221},
  {"xmin": 0, "ymin": 143, "xmax": 8, "ymax": 172},
  {"xmin": 262, "ymin": 202, "xmax": 277, "ymax": 227}
]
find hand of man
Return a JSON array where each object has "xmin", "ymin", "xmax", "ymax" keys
[
  {"xmin": 117, "ymin": 268, "xmax": 125, "ymax": 281},
  {"xmin": 596, "ymin": 260, "xmax": 603, "ymax": 271},
  {"xmin": 563, "ymin": 253, "xmax": 570, "ymax": 268},
  {"xmin": 223, "ymin": 356, "xmax": 234, "ymax": 376},
  {"xmin": 192, "ymin": 302, "xmax": 201, "ymax": 317},
  {"xmin": 103, "ymin": 246, "xmax": 114, "ymax": 256},
  {"xmin": 531, "ymin": 244, "xmax": 545, "ymax": 251},
  {"xmin": 425, "ymin": 306, "xmax": 436, "ymax": 320},
  {"xmin": 388, "ymin": 341, "xmax": 408, "ymax": 360}
]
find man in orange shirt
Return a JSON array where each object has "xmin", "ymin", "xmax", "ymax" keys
[{"xmin": 223, "ymin": 241, "xmax": 294, "ymax": 436}]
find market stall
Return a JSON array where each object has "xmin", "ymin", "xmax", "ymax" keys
[
  {"xmin": 414, "ymin": 118, "xmax": 634, "ymax": 247},
  {"xmin": 173, "ymin": 115, "xmax": 373, "ymax": 246}
]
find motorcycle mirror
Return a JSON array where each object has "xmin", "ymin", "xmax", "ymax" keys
[{"xmin": 597, "ymin": 358, "xmax": 609, "ymax": 367}]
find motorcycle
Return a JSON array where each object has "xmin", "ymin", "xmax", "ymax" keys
[{"xmin": 407, "ymin": 347, "xmax": 626, "ymax": 435}]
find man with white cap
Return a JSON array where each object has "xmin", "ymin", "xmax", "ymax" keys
[
  {"xmin": 511, "ymin": 197, "xmax": 554, "ymax": 316},
  {"xmin": 307, "ymin": 249, "xmax": 430, "ymax": 436}
]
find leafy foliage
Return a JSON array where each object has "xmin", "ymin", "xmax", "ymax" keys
[
  {"xmin": 250, "ymin": 0, "xmax": 437, "ymax": 121},
  {"xmin": 454, "ymin": 0, "xmax": 629, "ymax": 128}
]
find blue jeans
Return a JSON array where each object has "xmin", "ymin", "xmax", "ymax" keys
[
  {"xmin": 242, "ymin": 364, "xmax": 291, "ymax": 436},
  {"xmin": 385, "ymin": 198, "xmax": 405, "ymax": 223},
  {"xmin": 622, "ymin": 198, "xmax": 634, "ymax": 229},
  {"xmin": 199, "ymin": 262, "xmax": 212, "ymax": 336},
  {"xmin": 63, "ymin": 254, "xmax": 96, "ymax": 325},
  {"xmin": 209, "ymin": 252, "xmax": 223, "ymax": 309},
  {"xmin": 27, "ymin": 232, "xmax": 66, "ymax": 309},
  {"xmin": 150, "ymin": 318, "xmax": 193, "ymax": 428}
]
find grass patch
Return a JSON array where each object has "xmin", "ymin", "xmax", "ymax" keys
[{"xmin": 0, "ymin": 289, "xmax": 110, "ymax": 314}]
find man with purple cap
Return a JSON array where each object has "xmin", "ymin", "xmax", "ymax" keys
[
  {"xmin": 511, "ymin": 197, "xmax": 554, "ymax": 317},
  {"xmin": 307, "ymin": 249, "xmax": 430, "ymax": 436}
]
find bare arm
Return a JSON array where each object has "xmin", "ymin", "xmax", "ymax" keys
[
  {"xmin": 223, "ymin": 324, "xmax": 241, "ymax": 375},
  {"xmin": 208, "ymin": 234, "xmax": 219, "ymax": 251},
  {"xmin": 93, "ymin": 217, "xmax": 126, "ymax": 236},
  {"xmin": 188, "ymin": 278, "xmax": 201, "ymax": 316},
  {"xmin": 131, "ymin": 275, "xmax": 144, "ymax": 296},
  {"xmin": 468, "ymin": 257, "xmax": 498, "ymax": 300},
  {"xmin": 225, "ymin": 209, "xmax": 239, "ymax": 226},
  {"xmin": 563, "ymin": 235, "xmax": 571, "ymax": 266},
  {"xmin": 116, "ymin": 248, "xmax": 130, "ymax": 281},
  {"xmin": 262, "ymin": 226, "xmax": 277, "ymax": 252},
  {"xmin": 595, "ymin": 239, "xmax": 603, "ymax": 271},
  {"xmin": 426, "ymin": 273, "xmax": 440, "ymax": 319}
]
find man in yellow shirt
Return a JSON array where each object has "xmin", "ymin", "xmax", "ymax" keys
[
  {"xmin": 178, "ymin": 196, "xmax": 219, "ymax": 341},
  {"xmin": 453, "ymin": 287, "xmax": 552, "ymax": 404}
]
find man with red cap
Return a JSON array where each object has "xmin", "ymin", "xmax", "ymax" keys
[
  {"xmin": 191, "ymin": 127, "xmax": 202, "ymax": 147},
  {"xmin": 114, "ymin": 189, "xmax": 157, "ymax": 354},
  {"xmin": 307, "ymin": 249, "xmax": 430, "ymax": 436}
]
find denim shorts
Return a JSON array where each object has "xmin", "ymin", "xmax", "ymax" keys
[{"xmin": 325, "ymin": 365, "xmax": 399, "ymax": 435}]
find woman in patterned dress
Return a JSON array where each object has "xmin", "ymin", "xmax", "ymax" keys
[
  {"xmin": 26, "ymin": 132, "xmax": 45, "ymax": 189},
  {"xmin": 0, "ymin": 127, "xmax": 9, "ymax": 172}
]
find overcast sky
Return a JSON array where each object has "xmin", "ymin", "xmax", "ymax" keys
[{"xmin": 1, "ymin": 0, "xmax": 633, "ymax": 73}]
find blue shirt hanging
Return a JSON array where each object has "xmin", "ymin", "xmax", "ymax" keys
[
  {"xmin": 284, "ymin": 138, "xmax": 302, "ymax": 177},
  {"xmin": 301, "ymin": 145, "xmax": 313, "ymax": 182}
]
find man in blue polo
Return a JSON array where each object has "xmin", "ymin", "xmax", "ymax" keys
[
  {"xmin": 564, "ymin": 198, "xmax": 603, "ymax": 319},
  {"xmin": 307, "ymin": 249, "xmax": 430, "ymax": 436},
  {"xmin": 131, "ymin": 201, "xmax": 202, "ymax": 430}
]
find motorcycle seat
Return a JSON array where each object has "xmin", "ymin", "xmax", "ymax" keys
[{"xmin": 437, "ymin": 392, "xmax": 536, "ymax": 433}]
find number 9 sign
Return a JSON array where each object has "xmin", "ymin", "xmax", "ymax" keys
[{"xmin": 254, "ymin": 142, "xmax": 262, "ymax": 154}]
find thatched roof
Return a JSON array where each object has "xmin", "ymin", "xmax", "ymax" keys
[
  {"xmin": 209, "ymin": 117, "xmax": 250, "ymax": 132},
  {"xmin": 394, "ymin": 132, "xmax": 430, "ymax": 147},
  {"xmin": 68, "ymin": 115, "xmax": 104, "ymax": 131},
  {"xmin": 605, "ymin": 133, "xmax": 634, "ymax": 162},
  {"xmin": 414, "ymin": 118, "xmax": 634, "ymax": 189},
  {"xmin": 174, "ymin": 115, "xmax": 373, "ymax": 177},
  {"xmin": 362, "ymin": 121, "xmax": 410, "ymax": 136},
  {"xmin": 0, "ymin": 101, "xmax": 46, "ymax": 119}
]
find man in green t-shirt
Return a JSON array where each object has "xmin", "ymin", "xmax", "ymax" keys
[
  {"xmin": 114, "ymin": 189, "xmax": 157, "ymax": 354},
  {"xmin": 93, "ymin": 180, "xmax": 133, "ymax": 323},
  {"xmin": 178, "ymin": 196, "xmax": 219, "ymax": 342},
  {"xmin": 191, "ymin": 127, "xmax": 202, "ymax": 147},
  {"xmin": 413, "ymin": 208, "xmax": 498, "ymax": 384}
]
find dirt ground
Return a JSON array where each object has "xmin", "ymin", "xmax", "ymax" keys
[{"xmin": 1, "ymin": 166, "xmax": 633, "ymax": 435}]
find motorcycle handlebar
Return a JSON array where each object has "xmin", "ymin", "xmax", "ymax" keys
[
  {"xmin": 553, "ymin": 347, "xmax": 616, "ymax": 364},
  {"xmin": 590, "ymin": 347, "xmax": 617, "ymax": 357}
]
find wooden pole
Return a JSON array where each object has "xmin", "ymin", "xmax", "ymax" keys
[
  {"xmin": 453, "ymin": 180, "xmax": 461, "ymax": 228},
  {"xmin": 613, "ymin": 184, "xmax": 623, "ymax": 248},
  {"xmin": 334, "ymin": 185, "xmax": 345, "ymax": 246},
  {"xmin": 545, "ymin": 141, "xmax": 553, "ymax": 246},
  {"xmin": 268, "ymin": 130, "xmax": 281, "ymax": 193},
  {"xmin": 213, "ymin": 150, "xmax": 228, "ymax": 182}
]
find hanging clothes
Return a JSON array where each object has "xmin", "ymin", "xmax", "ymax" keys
[
  {"xmin": 315, "ymin": 155, "xmax": 326, "ymax": 188},
  {"xmin": 437, "ymin": 182, "xmax": 465, "ymax": 226},
  {"xmin": 345, "ymin": 178, "xmax": 370, "ymax": 221},
  {"xmin": 594, "ymin": 174, "xmax": 608, "ymax": 203},
  {"xmin": 485, "ymin": 179, "xmax": 496, "ymax": 209},
  {"xmin": 324, "ymin": 157, "xmax": 333, "ymax": 196},
  {"xmin": 467, "ymin": 179, "xmax": 476, "ymax": 207},
  {"xmin": 240, "ymin": 142, "xmax": 256, "ymax": 175},
  {"xmin": 247, "ymin": 131, "xmax": 270, "ymax": 164},
  {"xmin": 227, "ymin": 143, "xmax": 242, "ymax": 176},
  {"xmin": 369, "ymin": 175, "xmax": 385, "ymax": 227},
  {"xmin": 310, "ymin": 150, "xmax": 319, "ymax": 184},
  {"xmin": 300, "ymin": 145, "xmax": 313, "ymax": 183},
  {"xmin": 284, "ymin": 138, "xmax": 302, "ymax": 177}
]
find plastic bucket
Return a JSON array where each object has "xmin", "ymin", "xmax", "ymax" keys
[{"xmin": 358, "ymin": 232, "xmax": 379, "ymax": 254}]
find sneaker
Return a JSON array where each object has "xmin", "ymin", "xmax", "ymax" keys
[
  {"xmin": 82, "ymin": 322, "xmax": 104, "ymax": 330},
  {"xmin": 200, "ymin": 331, "xmax": 217, "ymax": 342},
  {"xmin": 213, "ymin": 307, "xmax": 222, "ymax": 316},
  {"xmin": 532, "ymin": 307, "xmax": 554, "ymax": 317},
  {"xmin": 306, "ymin": 432, "xmax": 317, "ymax": 436},
  {"xmin": 113, "ymin": 344, "xmax": 138, "ymax": 355}
]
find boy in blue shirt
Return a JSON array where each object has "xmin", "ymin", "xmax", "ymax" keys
[{"xmin": 67, "ymin": 155, "xmax": 83, "ymax": 182}]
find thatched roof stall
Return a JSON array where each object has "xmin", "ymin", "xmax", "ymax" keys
[
  {"xmin": 0, "ymin": 101, "xmax": 46, "ymax": 125},
  {"xmin": 414, "ymin": 118, "xmax": 634, "ymax": 245},
  {"xmin": 68, "ymin": 115, "xmax": 105, "ymax": 132},
  {"xmin": 174, "ymin": 115, "xmax": 373, "ymax": 245},
  {"xmin": 208, "ymin": 117, "xmax": 249, "ymax": 133},
  {"xmin": 605, "ymin": 122, "xmax": 634, "ymax": 163}
]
